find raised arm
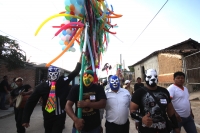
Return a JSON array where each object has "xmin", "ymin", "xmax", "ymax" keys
[{"xmin": 67, "ymin": 54, "xmax": 82, "ymax": 82}]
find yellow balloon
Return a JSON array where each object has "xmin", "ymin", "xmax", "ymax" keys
[
  {"xmin": 35, "ymin": 14, "xmax": 83, "ymax": 36},
  {"xmin": 45, "ymin": 27, "xmax": 84, "ymax": 67}
]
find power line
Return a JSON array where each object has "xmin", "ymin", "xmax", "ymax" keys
[
  {"xmin": 0, "ymin": 0, "xmax": 60, "ymax": 56},
  {"xmin": 0, "ymin": 30, "xmax": 52, "ymax": 55},
  {"xmin": 132, "ymin": 0, "xmax": 169, "ymax": 44},
  {"xmin": 51, "ymin": 0, "xmax": 59, "ymax": 12}
]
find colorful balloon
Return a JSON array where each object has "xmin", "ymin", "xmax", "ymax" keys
[
  {"xmin": 64, "ymin": 0, "xmax": 71, "ymax": 6},
  {"xmin": 66, "ymin": 29, "xmax": 72, "ymax": 34},
  {"xmin": 35, "ymin": 0, "xmax": 122, "ymax": 70},
  {"xmin": 76, "ymin": 0, "xmax": 84, "ymax": 5},
  {"xmin": 54, "ymin": 22, "xmax": 84, "ymax": 36},
  {"xmin": 45, "ymin": 27, "xmax": 83, "ymax": 67},
  {"xmin": 65, "ymin": 34, "xmax": 71, "ymax": 41},
  {"xmin": 35, "ymin": 14, "xmax": 82, "ymax": 36},
  {"xmin": 62, "ymin": 30, "xmax": 67, "ymax": 36},
  {"xmin": 35, "ymin": 2, "xmax": 122, "ymax": 129},
  {"xmin": 63, "ymin": 20, "xmax": 70, "ymax": 25},
  {"xmin": 70, "ymin": 0, "xmax": 76, "ymax": 5},
  {"xmin": 59, "ymin": 40, "xmax": 64, "ymax": 45}
]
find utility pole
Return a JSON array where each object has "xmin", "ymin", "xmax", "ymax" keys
[
  {"xmin": 123, "ymin": 60, "xmax": 125, "ymax": 70},
  {"xmin": 120, "ymin": 54, "xmax": 122, "ymax": 66},
  {"xmin": 119, "ymin": 54, "xmax": 122, "ymax": 71}
]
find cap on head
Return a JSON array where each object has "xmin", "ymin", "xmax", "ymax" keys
[
  {"xmin": 125, "ymin": 80, "xmax": 130, "ymax": 85},
  {"xmin": 84, "ymin": 70, "xmax": 94, "ymax": 76},
  {"xmin": 15, "ymin": 77, "xmax": 23, "ymax": 81}
]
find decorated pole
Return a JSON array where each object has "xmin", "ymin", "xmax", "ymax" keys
[
  {"xmin": 76, "ymin": 55, "xmax": 85, "ymax": 133},
  {"xmin": 77, "ymin": 23, "xmax": 89, "ymax": 124},
  {"xmin": 34, "ymin": 0, "xmax": 122, "ymax": 132}
]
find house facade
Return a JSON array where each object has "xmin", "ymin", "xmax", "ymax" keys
[{"xmin": 129, "ymin": 38, "xmax": 200, "ymax": 92}]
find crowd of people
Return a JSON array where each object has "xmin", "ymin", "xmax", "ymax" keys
[
  {"xmin": 0, "ymin": 65, "xmax": 198, "ymax": 133},
  {"xmin": 0, "ymin": 76, "xmax": 33, "ymax": 133}
]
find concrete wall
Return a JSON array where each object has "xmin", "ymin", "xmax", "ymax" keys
[
  {"xmin": 134, "ymin": 64, "xmax": 143, "ymax": 81},
  {"xmin": 134, "ymin": 56, "xmax": 158, "ymax": 82},
  {"xmin": 143, "ymin": 56, "xmax": 159, "ymax": 73},
  {"xmin": 158, "ymin": 53, "xmax": 182, "ymax": 83}
]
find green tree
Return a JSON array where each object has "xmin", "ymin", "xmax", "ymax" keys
[
  {"xmin": 128, "ymin": 66, "xmax": 134, "ymax": 72},
  {"xmin": 0, "ymin": 35, "xmax": 26, "ymax": 70}
]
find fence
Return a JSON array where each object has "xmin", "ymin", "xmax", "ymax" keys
[
  {"xmin": 184, "ymin": 51, "xmax": 200, "ymax": 92},
  {"xmin": 123, "ymin": 71, "xmax": 134, "ymax": 81}
]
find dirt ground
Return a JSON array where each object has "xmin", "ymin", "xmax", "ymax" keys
[
  {"xmin": 191, "ymin": 100, "xmax": 200, "ymax": 125},
  {"xmin": 181, "ymin": 100, "xmax": 200, "ymax": 133},
  {"xmin": 191, "ymin": 100, "xmax": 200, "ymax": 133}
]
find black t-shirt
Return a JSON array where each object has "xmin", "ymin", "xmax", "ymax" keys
[
  {"xmin": 67, "ymin": 84, "xmax": 107, "ymax": 132},
  {"xmin": 131, "ymin": 86, "xmax": 171, "ymax": 133},
  {"xmin": 134, "ymin": 83, "xmax": 144, "ymax": 91},
  {"xmin": 0, "ymin": 80, "xmax": 9, "ymax": 92},
  {"xmin": 11, "ymin": 84, "xmax": 31, "ymax": 97}
]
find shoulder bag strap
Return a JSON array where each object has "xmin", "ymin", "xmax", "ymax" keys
[{"xmin": 140, "ymin": 87, "xmax": 166, "ymax": 114}]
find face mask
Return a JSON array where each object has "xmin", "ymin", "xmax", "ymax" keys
[
  {"xmin": 109, "ymin": 75, "xmax": 120, "ymax": 91},
  {"xmin": 48, "ymin": 66, "xmax": 60, "ymax": 81},
  {"xmin": 83, "ymin": 70, "xmax": 94, "ymax": 87},
  {"xmin": 145, "ymin": 69, "xmax": 158, "ymax": 87}
]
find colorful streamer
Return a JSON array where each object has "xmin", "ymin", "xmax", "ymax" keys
[{"xmin": 34, "ymin": 1, "xmax": 122, "ymax": 131}]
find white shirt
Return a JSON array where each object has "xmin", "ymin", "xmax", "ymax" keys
[
  {"xmin": 167, "ymin": 84, "xmax": 191, "ymax": 117},
  {"xmin": 105, "ymin": 88, "xmax": 131, "ymax": 125},
  {"xmin": 104, "ymin": 84, "xmax": 110, "ymax": 91}
]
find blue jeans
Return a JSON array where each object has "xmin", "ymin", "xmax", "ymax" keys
[
  {"xmin": 72, "ymin": 125, "xmax": 101, "ymax": 133},
  {"xmin": 0, "ymin": 92, "xmax": 6, "ymax": 108},
  {"xmin": 173, "ymin": 115, "xmax": 197, "ymax": 133}
]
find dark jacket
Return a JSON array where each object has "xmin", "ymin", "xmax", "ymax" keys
[{"xmin": 22, "ymin": 63, "xmax": 81, "ymax": 123}]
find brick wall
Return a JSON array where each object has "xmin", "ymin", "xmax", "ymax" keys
[
  {"xmin": 0, "ymin": 64, "xmax": 36, "ymax": 89},
  {"xmin": 158, "ymin": 53, "xmax": 182, "ymax": 83},
  {"xmin": 134, "ymin": 56, "xmax": 158, "ymax": 82},
  {"xmin": 158, "ymin": 74, "xmax": 173, "ymax": 83}
]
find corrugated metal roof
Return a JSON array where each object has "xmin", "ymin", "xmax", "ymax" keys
[{"xmin": 163, "ymin": 38, "xmax": 199, "ymax": 49}]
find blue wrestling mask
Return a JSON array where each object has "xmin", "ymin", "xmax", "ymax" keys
[{"xmin": 109, "ymin": 75, "xmax": 120, "ymax": 91}]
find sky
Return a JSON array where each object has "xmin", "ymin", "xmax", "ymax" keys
[{"xmin": 0, "ymin": 0, "xmax": 200, "ymax": 78}]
